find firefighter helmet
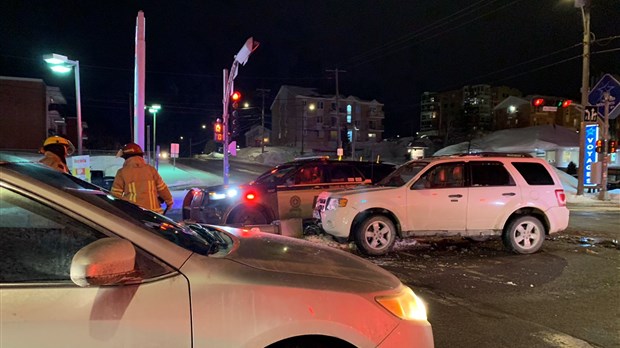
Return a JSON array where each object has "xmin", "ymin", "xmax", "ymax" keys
[
  {"xmin": 42, "ymin": 136, "xmax": 75, "ymax": 155},
  {"xmin": 117, "ymin": 142, "xmax": 144, "ymax": 159}
]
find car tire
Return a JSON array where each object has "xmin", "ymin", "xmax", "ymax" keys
[
  {"xmin": 502, "ymin": 215, "xmax": 545, "ymax": 254},
  {"xmin": 354, "ymin": 215, "xmax": 396, "ymax": 256},
  {"xmin": 228, "ymin": 207, "xmax": 268, "ymax": 226}
]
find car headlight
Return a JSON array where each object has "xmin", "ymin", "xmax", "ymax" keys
[
  {"xmin": 208, "ymin": 188, "xmax": 238, "ymax": 200},
  {"xmin": 326, "ymin": 197, "xmax": 347, "ymax": 210},
  {"xmin": 376, "ymin": 286, "xmax": 427, "ymax": 321}
]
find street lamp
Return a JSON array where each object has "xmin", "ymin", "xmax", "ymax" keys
[
  {"xmin": 147, "ymin": 104, "xmax": 161, "ymax": 166},
  {"xmin": 43, "ymin": 53, "xmax": 83, "ymax": 155}
]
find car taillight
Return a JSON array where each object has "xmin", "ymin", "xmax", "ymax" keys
[
  {"xmin": 245, "ymin": 192, "xmax": 256, "ymax": 201},
  {"xmin": 555, "ymin": 189, "xmax": 566, "ymax": 207}
]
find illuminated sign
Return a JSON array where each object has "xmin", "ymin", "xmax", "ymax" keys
[{"xmin": 583, "ymin": 124, "xmax": 599, "ymax": 186}]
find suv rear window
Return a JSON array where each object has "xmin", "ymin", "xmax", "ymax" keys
[{"xmin": 511, "ymin": 162, "xmax": 555, "ymax": 185}]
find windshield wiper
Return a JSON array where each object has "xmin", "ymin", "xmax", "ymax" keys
[{"xmin": 187, "ymin": 223, "xmax": 227, "ymax": 253}]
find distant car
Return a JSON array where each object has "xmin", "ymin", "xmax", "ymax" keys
[
  {"xmin": 315, "ymin": 153, "xmax": 570, "ymax": 256},
  {"xmin": 0, "ymin": 155, "xmax": 433, "ymax": 347},
  {"xmin": 183, "ymin": 157, "xmax": 395, "ymax": 226}
]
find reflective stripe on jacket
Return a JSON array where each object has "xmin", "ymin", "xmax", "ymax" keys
[{"xmin": 110, "ymin": 156, "xmax": 173, "ymax": 214}]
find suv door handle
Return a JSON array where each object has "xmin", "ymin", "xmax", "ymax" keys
[
  {"xmin": 448, "ymin": 194, "xmax": 463, "ymax": 198},
  {"xmin": 502, "ymin": 192, "xmax": 516, "ymax": 196}
]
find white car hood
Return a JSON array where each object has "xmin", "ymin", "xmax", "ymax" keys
[{"xmin": 219, "ymin": 228, "xmax": 401, "ymax": 290}]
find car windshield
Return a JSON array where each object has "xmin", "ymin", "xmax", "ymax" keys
[
  {"xmin": 5, "ymin": 162, "xmax": 226, "ymax": 256},
  {"xmin": 377, "ymin": 161, "xmax": 428, "ymax": 187},
  {"xmin": 252, "ymin": 164, "xmax": 299, "ymax": 185}
]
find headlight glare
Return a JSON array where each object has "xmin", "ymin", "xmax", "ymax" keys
[
  {"xmin": 209, "ymin": 192, "xmax": 226, "ymax": 200},
  {"xmin": 376, "ymin": 287, "xmax": 427, "ymax": 321},
  {"xmin": 326, "ymin": 197, "xmax": 347, "ymax": 210}
]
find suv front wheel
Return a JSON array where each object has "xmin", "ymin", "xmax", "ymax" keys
[
  {"xmin": 502, "ymin": 216, "xmax": 545, "ymax": 254},
  {"xmin": 354, "ymin": 215, "xmax": 396, "ymax": 256}
]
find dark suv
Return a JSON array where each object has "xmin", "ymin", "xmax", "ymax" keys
[{"xmin": 182, "ymin": 157, "xmax": 395, "ymax": 226}]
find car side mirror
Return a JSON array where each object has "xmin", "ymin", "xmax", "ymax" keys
[{"xmin": 70, "ymin": 238, "xmax": 136, "ymax": 287}]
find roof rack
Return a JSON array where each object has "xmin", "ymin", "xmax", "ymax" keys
[
  {"xmin": 293, "ymin": 155, "xmax": 330, "ymax": 161},
  {"xmin": 431, "ymin": 152, "xmax": 533, "ymax": 158},
  {"xmin": 462, "ymin": 152, "xmax": 533, "ymax": 158}
]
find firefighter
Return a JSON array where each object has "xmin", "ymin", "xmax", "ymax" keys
[
  {"xmin": 111, "ymin": 142, "xmax": 173, "ymax": 214},
  {"xmin": 39, "ymin": 136, "xmax": 74, "ymax": 174}
]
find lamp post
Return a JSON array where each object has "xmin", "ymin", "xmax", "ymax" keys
[
  {"xmin": 147, "ymin": 104, "xmax": 161, "ymax": 167},
  {"xmin": 43, "ymin": 53, "xmax": 83, "ymax": 155}
]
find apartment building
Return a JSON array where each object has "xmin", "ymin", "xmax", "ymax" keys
[{"xmin": 270, "ymin": 85, "xmax": 385, "ymax": 153}]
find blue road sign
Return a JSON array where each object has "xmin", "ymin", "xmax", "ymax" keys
[{"xmin": 588, "ymin": 74, "xmax": 620, "ymax": 120}]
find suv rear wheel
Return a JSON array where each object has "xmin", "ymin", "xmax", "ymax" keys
[
  {"xmin": 502, "ymin": 216, "xmax": 545, "ymax": 254},
  {"xmin": 228, "ymin": 207, "xmax": 269, "ymax": 226},
  {"xmin": 354, "ymin": 215, "xmax": 396, "ymax": 256}
]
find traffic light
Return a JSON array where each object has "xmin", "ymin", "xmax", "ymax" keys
[
  {"xmin": 609, "ymin": 140, "xmax": 617, "ymax": 153},
  {"xmin": 214, "ymin": 118, "xmax": 224, "ymax": 143},
  {"xmin": 595, "ymin": 139, "xmax": 603, "ymax": 153},
  {"xmin": 561, "ymin": 99, "xmax": 572, "ymax": 108},
  {"xmin": 231, "ymin": 91, "xmax": 241, "ymax": 110},
  {"xmin": 230, "ymin": 110, "xmax": 239, "ymax": 138},
  {"xmin": 532, "ymin": 98, "xmax": 545, "ymax": 107},
  {"xmin": 230, "ymin": 91, "xmax": 242, "ymax": 138}
]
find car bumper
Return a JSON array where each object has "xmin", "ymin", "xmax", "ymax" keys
[
  {"xmin": 318, "ymin": 208, "xmax": 357, "ymax": 239},
  {"xmin": 377, "ymin": 320, "xmax": 434, "ymax": 348},
  {"xmin": 546, "ymin": 206, "xmax": 570, "ymax": 233}
]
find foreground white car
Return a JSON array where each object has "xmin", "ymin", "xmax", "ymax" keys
[
  {"xmin": 315, "ymin": 154, "xmax": 569, "ymax": 256},
  {"xmin": 0, "ymin": 156, "xmax": 433, "ymax": 348}
]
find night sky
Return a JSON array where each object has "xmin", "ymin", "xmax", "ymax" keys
[{"xmin": 1, "ymin": 0, "xmax": 618, "ymax": 148}]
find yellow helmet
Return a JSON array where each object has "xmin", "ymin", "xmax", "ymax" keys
[{"xmin": 42, "ymin": 136, "xmax": 75, "ymax": 155}]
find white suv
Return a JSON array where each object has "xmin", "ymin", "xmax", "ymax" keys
[{"xmin": 314, "ymin": 154, "xmax": 569, "ymax": 256}]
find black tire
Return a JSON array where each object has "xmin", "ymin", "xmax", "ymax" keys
[
  {"xmin": 354, "ymin": 215, "xmax": 396, "ymax": 256},
  {"xmin": 228, "ymin": 207, "xmax": 268, "ymax": 226},
  {"xmin": 502, "ymin": 215, "xmax": 545, "ymax": 254}
]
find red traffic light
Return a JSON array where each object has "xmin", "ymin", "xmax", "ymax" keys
[
  {"xmin": 595, "ymin": 139, "xmax": 603, "ymax": 153},
  {"xmin": 561, "ymin": 100, "xmax": 572, "ymax": 108},
  {"xmin": 231, "ymin": 91, "xmax": 242, "ymax": 102},
  {"xmin": 533, "ymin": 98, "xmax": 545, "ymax": 107}
]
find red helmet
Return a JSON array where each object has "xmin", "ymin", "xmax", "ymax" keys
[{"xmin": 116, "ymin": 142, "xmax": 144, "ymax": 158}]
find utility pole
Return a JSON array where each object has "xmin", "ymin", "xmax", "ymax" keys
[
  {"xmin": 326, "ymin": 68, "xmax": 346, "ymax": 153},
  {"xmin": 257, "ymin": 88, "xmax": 270, "ymax": 153},
  {"xmin": 576, "ymin": 1, "xmax": 591, "ymax": 196}
]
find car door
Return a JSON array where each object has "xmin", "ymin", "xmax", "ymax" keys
[
  {"xmin": 466, "ymin": 160, "xmax": 521, "ymax": 231},
  {"xmin": 0, "ymin": 186, "xmax": 192, "ymax": 348},
  {"xmin": 406, "ymin": 162, "xmax": 468, "ymax": 232},
  {"xmin": 277, "ymin": 163, "xmax": 329, "ymax": 220}
]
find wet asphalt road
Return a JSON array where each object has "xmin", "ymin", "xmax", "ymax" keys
[{"xmin": 369, "ymin": 202, "xmax": 619, "ymax": 348}]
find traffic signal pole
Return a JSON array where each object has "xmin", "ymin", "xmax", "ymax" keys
[
  {"xmin": 222, "ymin": 68, "xmax": 233, "ymax": 185},
  {"xmin": 221, "ymin": 38, "xmax": 259, "ymax": 185}
]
